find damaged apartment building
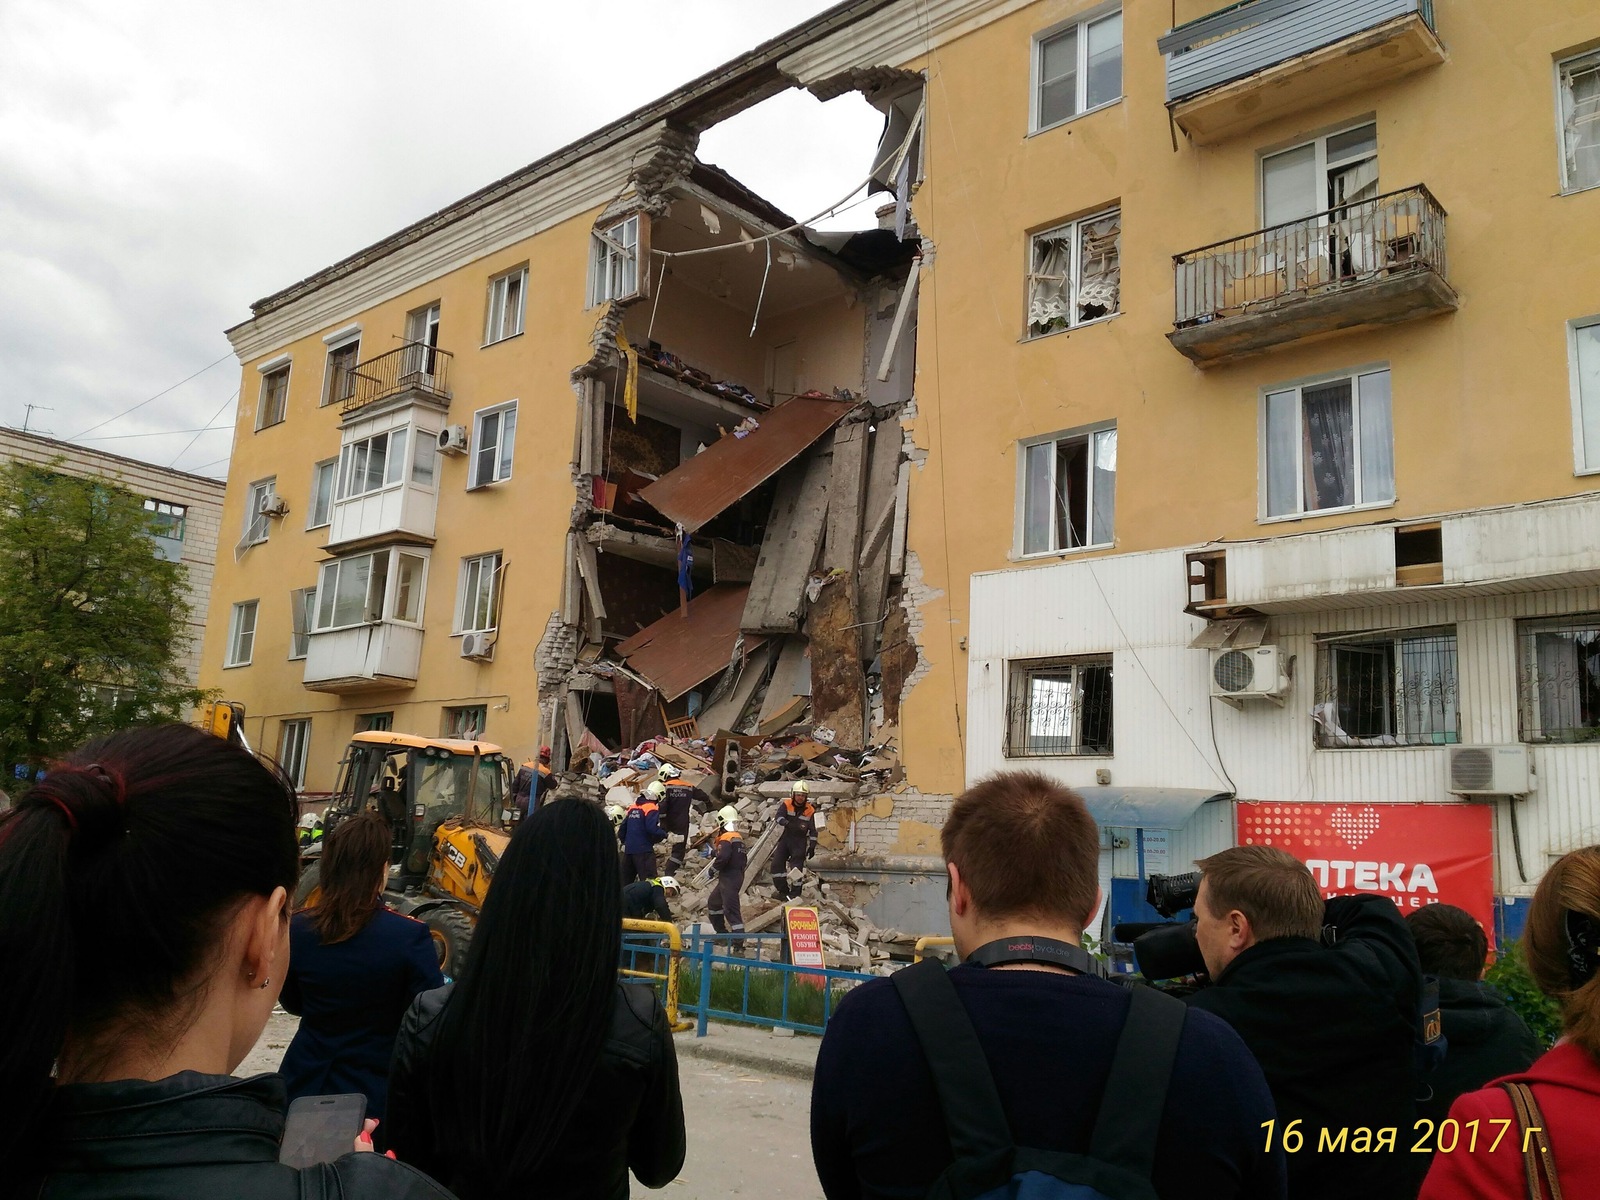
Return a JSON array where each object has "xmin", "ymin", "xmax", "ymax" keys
[{"xmin": 204, "ymin": 2, "xmax": 956, "ymax": 931}]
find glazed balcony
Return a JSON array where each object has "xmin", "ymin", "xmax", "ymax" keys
[
  {"xmin": 1160, "ymin": 0, "xmax": 1446, "ymax": 145},
  {"xmin": 1169, "ymin": 185, "xmax": 1456, "ymax": 367},
  {"xmin": 341, "ymin": 342, "xmax": 452, "ymax": 418}
]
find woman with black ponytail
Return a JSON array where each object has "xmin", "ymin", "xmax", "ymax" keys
[
  {"xmin": 386, "ymin": 796, "xmax": 686, "ymax": 1198},
  {"xmin": 0, "ymin": 723, "xmax": 453, "ymax": 1199}
]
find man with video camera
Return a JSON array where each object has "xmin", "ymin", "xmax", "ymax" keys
[{"xmin": 1173, "ymin": 846, "xmax": 1425, "ymax": 1200}]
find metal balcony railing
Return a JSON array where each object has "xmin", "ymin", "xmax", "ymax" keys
[
  {"xmin": 342, "ymin": 342, "xmax": 453, "ymax": 415},
  {"xmin": 1161, "ymin": 0, "xmax": 1436, "ymax": 104},
  {"xmin": 1173, "ymin": 185, "xmax": 1447, "ymax": 328}
]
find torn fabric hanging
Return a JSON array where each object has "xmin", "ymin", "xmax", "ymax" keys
[
  {"xmin": 1027, "ymin": 233, "xmax": 1072, "ymax": 335},
  {"xmin": 616, "ymin": 327, "xmax": 640, "ymax": 423},
  {"xmin": 676, "ymin": 523, "xmax": 693, "ymax": 606},
  {"xmin": 1076, "ymin": 212, "xmax": 1120, "ymax": 321}
]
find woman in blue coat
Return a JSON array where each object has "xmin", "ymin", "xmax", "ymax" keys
[{"xmin": 280, "ymin": 812, "xmax": 442, "ymax": 1120}]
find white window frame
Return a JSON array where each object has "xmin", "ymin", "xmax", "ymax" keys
[
  {"xmin": 336, "ymin": 427, "xmax": 411, "ymax": 501},
  {"xmin": 455, "ymin": 552, "xmax": 503, "ymax": 635},
  {"xmin": 1568, "ymin": 314, "xmax": 1600, "ymax": 475},
  {"xmin": 1030, "ymin": 5, "xmax": 1123, "ymax": 134},
  {"xmin": 588, "ymin": 215, "xmax": 641, "ymax": 307},
  {"xmin": 278, "ymin": 719, "xmax": 311, "ymax": 789},
  {"xmin": 289, "ymin": 586, "xmax": 315, "ymax": 660},
  {"xmin": 442, "ymin": 704, "xmax": 488, "ymax": 739},
  {"xmin": 1258, "ymin": 120, "xmax": 1379, "ymax": 227},
  {"xmin": 1258, "ymin": 366, "xmax": 1395, "ymax": 523},
  {"xmin": 311, "ymin": 547, "xmax": 430, "ymax": 633},
  {"xmin": 322, "ymin": 331, "xmax": 362, "ymax": 409},
  {"xmin": 1025, "ymin": 207, "xmax": 1121, "ymax": 338},
  {"xmin": 307, "ymin": 458, "xmax": 337, "ymax": 529},
  {"xmin": 225, "ymin": 600, "xmax": 259, "ymax": 668},
  {"xmin": 484, "ymin": 266, "xmax": 528, "ymax": 345},
  {"xmin": 1004, "ymin": 655, "xmax": 1115, "ymax": 758},
  {"xmin": 242, "ymin": 477, "xmax": 277, "ymax": 546},
  {"xmin": 256, "ymin": 364, "xmax": 290, "ymax": 431},
  {"xmin": 1014, "ymin": 422, "xmax": 1117, "ymax": 557},
  {"xmin": 470, "ymin": 402, "xmax": 518, "ymax": 488},
  {"xmin": 1556, "ymin": 49, "xmax": 1600, "ymax": 195}
]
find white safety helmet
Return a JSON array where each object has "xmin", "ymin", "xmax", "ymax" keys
[
  {"xmin": 790, "ymin": 780, "xmax": 810, "ymax": 795},
  {"xmin": 658, "ymin": 875, "xmax": 680, "ymax": 894},
  {"xmin": 298, "ymin": 812, "xmax": 321, "ymax": 830},
  {"xmin": 722, "ymin": 821, "xmax": 740, "ymax": 834},
  {"xmin": 645, "ymin": 780, "xmax": 667, "ymax": 800},
  {"xmin": 717, "ymin": 804, "xmax": 738, "ymax": 826},
  {"xmin": 604, "ymin": 805, "xmax": 626, "ymax": 823},
  {"xmin": 657, "ymin": 764, "xmax": 680, "ymax": 781}
]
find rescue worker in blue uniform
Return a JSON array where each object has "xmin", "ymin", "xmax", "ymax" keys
[
  {"xmin": 771, "ymin": 780, "xmax": 818, "ymax": 901},
  {"xmin": 619, "ymin": 783, "xmax": 667, "ymax": 885},
  {"xmin": 655, "ymin": 765, "xmax": 712, "ymax": 873},
  {"xmin": 708, "ymin": 821, "xmax": 748, "ymax": 953},
  {"xmin": 623, "ymin": 875, "xmax": 679, "ymax": 922}
]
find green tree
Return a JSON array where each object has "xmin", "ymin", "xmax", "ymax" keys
[
  {"xmin": 1486, "ymin": 939, "xmax": 1564, "ymax": 1048},
  {"xmin": 0, "ymin": 459, "xmax": 206, "ymax": 772}
]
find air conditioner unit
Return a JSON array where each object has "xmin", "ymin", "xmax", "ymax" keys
[
  {"xmin": 437, "ymin": 425, "xmax": 469, "ymax": 455},
  {"xmin": 1448, "ymin": 745, "xmax": 1532, "ymax": 796},
  {"xmin": 459, "ymin": 631, "xmax": 496, "ymax": 661},
  {"xmin": 1210, "ymin": 645, "xmax": 1288, "ymax": 707},
  {"xmin": 257, "ymin": 492, "xmax": 289, "ymax": 519}
]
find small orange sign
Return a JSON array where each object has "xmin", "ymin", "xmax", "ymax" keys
[{"xmin": 784, "ymin": 905, "xmax": 826, "ymax": 970}]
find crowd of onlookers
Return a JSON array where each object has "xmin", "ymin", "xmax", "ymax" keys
[{"xmin": 4, "ymin": 724, "xmax": 1600, "ymax": 1200}]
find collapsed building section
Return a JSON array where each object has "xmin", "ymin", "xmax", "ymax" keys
[{"xmin": 529, "ymin": 76, "xmax": 933, "ymax": 949}]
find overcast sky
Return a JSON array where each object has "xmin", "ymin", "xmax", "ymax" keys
[{"xmin": 0, "ymin": 1, "xmax": 884, "ymax": 477}]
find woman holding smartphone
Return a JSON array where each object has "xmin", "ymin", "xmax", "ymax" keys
[
  {"xmin": 280, "ymin": 812, "xmax": 441, "ymax": 1121},
  {"xmin": 386, "ymin": 796, "xmax": 686, "ymax": 1199},
  {"xmin": 0, "ymin": 724, "xmax": 452, "ymax": 1199}
]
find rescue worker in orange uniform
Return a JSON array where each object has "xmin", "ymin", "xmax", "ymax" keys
[
  {"xmin": 708, "ymin": 820, "xmax": 748, "ymax": 953},
  {"xmin": 618, "ymin": 782, "xmax": 667, "ymax": 885},
  {"xmin": 771, "ymin": 780, "xmax": 818, "ymax": 902}
]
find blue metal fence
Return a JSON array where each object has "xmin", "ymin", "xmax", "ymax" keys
[{"xmin": 681, "ymin": 936, "xmax": 878, "ymax": 1037}]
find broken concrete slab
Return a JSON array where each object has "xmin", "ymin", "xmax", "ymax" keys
[
  {"xmin": 694, "ymin": 641, "xmax": 772, "ymax": 733},
  {"xmin": 741, "ymin": 444, "xmax": 832, "ymax": 634}
]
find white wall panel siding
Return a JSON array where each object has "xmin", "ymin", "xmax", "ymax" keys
[
  {"xmin": 1443, "ymin": 497, "xmax": 1600, "ymax": 585},
  {"xmin": 970, "ymin": 539, "xmax": 1600, "ymax": 893},
  {"xmin": 1229, "ymin": 523, "xmax": 1395, "ymax": 605}
]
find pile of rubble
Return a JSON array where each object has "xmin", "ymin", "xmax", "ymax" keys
[{"xmin": 578, "ymin": 726, "xmax": 918, "ymax": 972}]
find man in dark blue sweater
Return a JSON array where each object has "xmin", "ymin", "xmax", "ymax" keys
[{"xmin": 810, "ymin": 771, "xmax": 1284, "ymax": 1200}]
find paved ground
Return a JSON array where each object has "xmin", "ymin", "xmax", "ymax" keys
[{"xmin": 242, "ymin": 1012, "xmax": 822, "ymax": 1199}]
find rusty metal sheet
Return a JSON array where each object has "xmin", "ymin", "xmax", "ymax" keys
[
  {"xmin": 639, "ymin": 394, "xmax": 856, "ymax": 533},
  {"xmin": 614, "ymin": 584, "xmax": 767, "ymax": 701}
]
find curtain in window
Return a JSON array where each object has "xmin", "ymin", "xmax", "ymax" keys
[
  {"xmin": 1301, "ymin": 381, "xmax": 1354, "ymax": 510},
  {"xmin": 1401, "ymin": 636, "xmax": 1457, "ymax": 744},
  {"xmin": 1536, "ymin": 632, "xmax": 1584, "ymax": 737},
  {"xmin": 1563, "ymin": 60, "xmax": 1600, "ymax": 189},
  {"xmin": 1027, "ymin": 234, "xmax": 1073, "ymax": 333},
  {"xmin": 1076, "ymin": 213, "xmax": 1120, "ymax": 320}
]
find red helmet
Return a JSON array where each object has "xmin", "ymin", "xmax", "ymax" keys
[{"xmin": 539, "ymin": 746, "xmax": 552, "ymax": 761}]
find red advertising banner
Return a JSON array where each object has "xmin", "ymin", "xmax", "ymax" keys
[
  {"xmin": 1235, "ymin": 802, "xmax": 1495, "ymax": 941},
  {"xmin": 784, "ymin": 905, "xmax": 827, "ymax": 970}
]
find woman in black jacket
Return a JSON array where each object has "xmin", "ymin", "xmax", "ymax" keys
[
  {"xmin": 386, "ymin": 796, "xmax": 686, "ymax": 1199},
  {"xmin": 0, "ymin": 724, "xmax": 450, "ymax": 1200}
]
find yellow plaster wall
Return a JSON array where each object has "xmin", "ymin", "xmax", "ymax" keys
[
  {"xmin": 894, "ymin": 0, "xmax": 1600, "ymax": 794},
  {"xmin": 200, "ymin": 211, "xmax": 602, "ymax": 788}
]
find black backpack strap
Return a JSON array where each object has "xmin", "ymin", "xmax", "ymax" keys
[
  {"xmin": 1088, "ymin": 984, "xmax": 1187, "ymax": 1177},
  {"xmin": 890, "ymin": 958, "xmax": 1014, "ymax": 1161}
]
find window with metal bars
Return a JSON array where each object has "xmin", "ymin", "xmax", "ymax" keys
[
  {"xmin": 1004, "ymin": 656, "xmax": 1113, "ymax": 757},
  {"xmin": 1518, "ymin": 616, "xmax": 1600, "ymax": 742},
  {"xmin": 1312, "ymin": 628, "xmax": 1458, "ymax": 747}
]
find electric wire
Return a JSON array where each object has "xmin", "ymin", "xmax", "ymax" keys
[
  {"xmin": 169, "ymin": 390, "xmax": 240, "ymax": 468},
  {"xmin": 70, "ymin": 351, "xmax": 235, "ymax": 440}
]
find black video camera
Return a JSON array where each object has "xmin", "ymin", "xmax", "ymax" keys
[
  {"xmin": 1145, "ymin": 870, "xmax": 1201, "ymax": 918},
  {"xmin": 1105, "ymin": 872, "xmax": 1209, "ymax": 990}
]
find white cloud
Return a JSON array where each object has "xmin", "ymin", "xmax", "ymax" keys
[{"xmin": 0, "ymin": 0, "xmax": 877, "ymax": 474}]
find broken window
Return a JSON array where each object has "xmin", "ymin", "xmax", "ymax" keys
[
  {"xmin": 1263, "ymin": 368, "xmax": 1393, "ymax": 518},
  {"xmin": 289, "ymin": 586, "xmax": 315, "ymax": 659},
  {"xmin": 588, "ymin": 215, "xmax": 640, "ymax": 307},
  {"xmin": 1560, "ymin": 50, "xmax": 1600, "ymax": 192},
  {"xmin": 457, "ymin": 551, "xmax": 502, "ymax": 634},
  {"xmin": 242, "ymin": 477, "xmax": 276, "ymax": 546},
  {"xmin": 442, "ymin": 704, "xmax": 488, "ymax": 739},
  {"xmin": 1020, "ymin": 424, "xmax": 1116, "ymax": 555},
  {"xmin": 484, "ymin": 266, "xmax": 527, "ymax": 344},
  {"xmin": 1519, "ymin": 615, "xmax": 1600, "ymax": 742},
  {"xmin": 1005, "ymin": 656, "xmax": 1113, "ymax": 757},
  {"xmin": 1026, "ymin": 208, "xmax": 1120, "ymax": 337},
  {"xmin": 323, "ymin": 337, "xmax": 361, "ymax": 408},
  {"xmin": 257, "ymin": 364, "xmax": 290, "ymax": 429},
  {"xmin": 1313, "ymin": 628, "xmax": 1458, "ymax": 748},
  {"xmin": 471, "ymin": 401, "xmax": 517, "ymax": 487},
  {"xmin": 1034, "ymin": 8, "xmax": 1122, "ymax": 131}
]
